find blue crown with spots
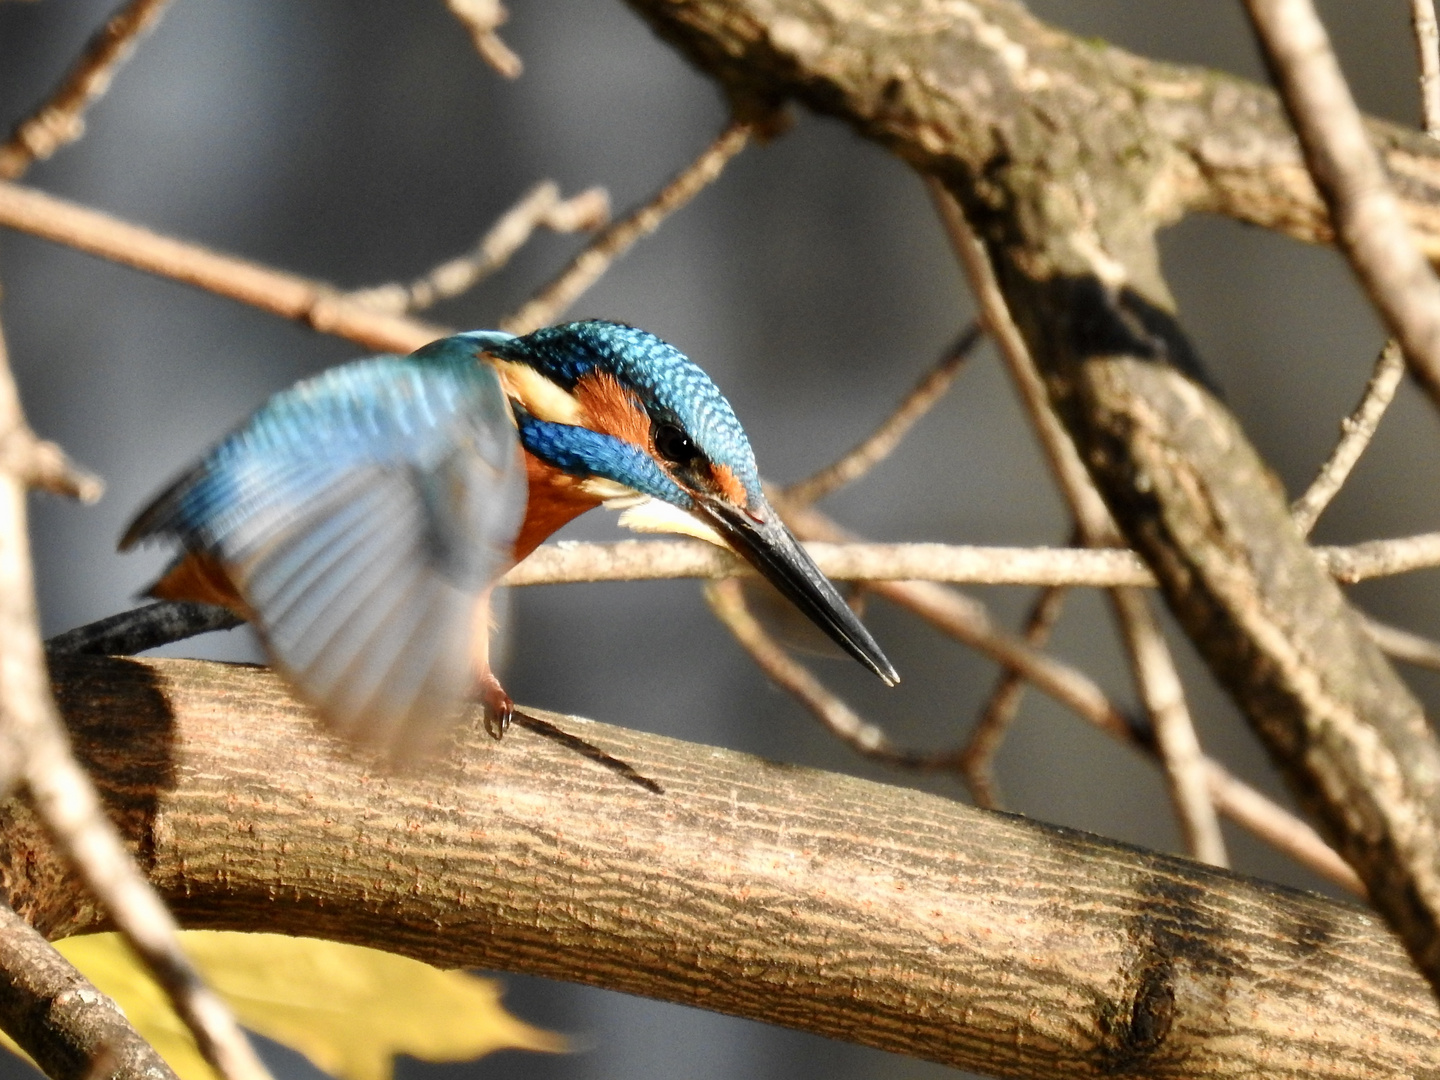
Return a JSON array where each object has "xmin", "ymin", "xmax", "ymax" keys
[{"xmin": 481, "ymin": 321, "xmax": 764, "ymax": 504}]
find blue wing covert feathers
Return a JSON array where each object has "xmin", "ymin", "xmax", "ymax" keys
[{"xmin": 123, "ymin": 345, "xmax": 526, "ymax": 760}]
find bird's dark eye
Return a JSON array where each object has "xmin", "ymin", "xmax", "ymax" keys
[{"xmin": 653, "ymin": 423, "xmax": 698, "ymax": 465}]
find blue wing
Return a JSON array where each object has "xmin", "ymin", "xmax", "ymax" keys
[{"xmin": 123, "ymin": 346, "xmax": 527, "ymax": 760}]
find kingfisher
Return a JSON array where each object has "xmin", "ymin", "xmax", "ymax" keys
[{"xmin": 121, "ymin": 320, "xmax": 897, "ymax": 761}]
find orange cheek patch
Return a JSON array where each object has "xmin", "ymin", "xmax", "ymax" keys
[
  {"xmin": 710, "ymin": 463, "xmax": 748, "ymax": 507},
  {"xmin": 573, "ymin": 372, "xmax": 651, "ymax": 450}
]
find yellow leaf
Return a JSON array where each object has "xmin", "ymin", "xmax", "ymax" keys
[{"xmin": 15, "ymin": 932, "xmax": 568, "ymax": 1080}]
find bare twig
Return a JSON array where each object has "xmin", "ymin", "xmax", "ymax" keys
[
  {"xmin": 346, "ymin": 181, "xmax": 609, "ymax": 314},
  {"xmin": 1291, "ymin": 340, "xmax": 1406, "ymax": 535},
  {"xmin": 961, "ymin": 583, "xmax": 1069, "ymax": 810},
  {"xmin": 56, "ymin": 534, "xmax": 1440, "ymax": 660},
  {"xmin": 784, "ymin": 323, "xmax": 982, "ymax": 507},
  {"xmin": 46, "ymin": 601, "xmax": 241, "ymax": 657},
  {"xmin": 1247, "ymin": 0, "xmax": 1440, "ymax": 415},
  {"xmin": 0, "ymin": 0, "xmax": 176, "ymax": 180},
  {"xmin": 1201, "ymin": 761, "xmax": 1365, "ymax": 894},
  {"xmin": 928, "ymin": 177, "xmax": 1227, "ymax": 866},
  {"xmin": 446, "ymin": 0, "xmax": 522, "ymax": 79},
  {"xmin": 0, "ymin": 320, "xmax": 272, "ymax": 1080},
  {"xmin": 1415, "ymin": 0, "xmax": 1440, "ymax": 138},
  {"xmin": 704, "ymin": 578, "xmax": 922, "ymax": 765},
  {"xmin": 501, "ymin": 120, "xmax": 752, "ymax": 334},
  {"xmin": 0, "ymin": 898, "xmax": 180, "ymax": 1080},
  {"xmin": 0, "ymin": 180, "xmax": 443, "ymax": 355},
  {"xmin": 1363, "ymin": 615, "xmax": 1440, "ymax": 672}
]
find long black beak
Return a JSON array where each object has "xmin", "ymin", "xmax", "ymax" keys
[{"xmin": 696, "ymin": 495, "xmax": 899, "ymax": 686}]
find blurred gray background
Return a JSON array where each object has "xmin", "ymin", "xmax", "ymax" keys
[{"xmin": 0, "ymin": 2, "xmax": 1434, "ymax": 1078}]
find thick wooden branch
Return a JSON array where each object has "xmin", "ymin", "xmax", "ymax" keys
[
  {"xmin": 0, "ymin": 657, "xmax": 1432, "ymax": 1079},
  {"xmin": 621, "ymin": 0, "xmax": 1440, "ymax": 997}
]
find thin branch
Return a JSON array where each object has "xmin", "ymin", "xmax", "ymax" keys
[
  {"xmin": 783, "ymin": 322, "xmax": 982, "ymax": 507},
  {"xmin": 54, "ymin": 533, "xmax": 1440, "ymax": 662},
  {"xmin": 501, "ymin": 120, "xmax": 752, "ymax": 334},
  {"xmin": 445, "ymin": 0, "xmax": 522, "ymax": 79},
  {"xmin": 0, "ymin": 180, "xmax": 443, "ymax": 355},
  {"xmin": 1246, "ymin": 0, "xmax": 1440, "ymax": 416},
  {"xmin": 1201, "ymin": 760, "xmax": 1365, "ymax": 895},
  {"xmin": 961, "ymin": 583, "xmax": 1069, "ymax": 810},
  {"xmin": 1363, "ymin": 615, "xmax": 1440, "ymax": 672},
  {"xmin": 0, "ymin": 897, "xmax": 180, "ymax": 1080},
  {"xmin": 1291, "ymin": 340, "xmax": 1406, "ymax": 535},
  {"xmin": 0, "ymin": 0, "xmax": 176, "ymax": 180},
  {"xmin": 928, "ymin": 177, "xmax": 1226, "ymax": 866},
  {"xmin": 46, "ymin": 601, "xmax": 242, "ymax": 658},
  {"xmin": 0, "ymin": 319, "xmax": 272, "ymax": 1080},
  {"xmin": 346, "ymin": 181, "xmax": 609, "ymax": 315},
  {"xmin": 705, "ymin": 577, "xmax": 949, "ymax": 768},
  {"xmin": 1415, "ymin": 0, "xmax": 1440, "ymax": 138}
]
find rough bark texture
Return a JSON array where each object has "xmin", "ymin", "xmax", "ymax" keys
[
  {"xmin": 621, "ymin": 0, "xmax": 1440, "ymax": 996},
  {"xmin": 0, "ymin": 657, "xmax": 1433, "ymax": 1079},
  {"xmin": 0, "ymin": 901, "xmax": 178, "ymax": 1080}
]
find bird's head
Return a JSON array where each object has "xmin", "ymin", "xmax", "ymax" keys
[{"xmin": 459, "ymin": 320, "xmax": 897, "ymax": 686}]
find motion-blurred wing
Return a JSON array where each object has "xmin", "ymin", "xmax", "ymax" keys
[{"xmin": 123, "ymin": 354, "xmax": 526, "ymax": 761}]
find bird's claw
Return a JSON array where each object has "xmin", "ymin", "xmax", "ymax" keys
[{"xmin": 480, "ymin": 671, "xmax": 513, "ymax": 740}]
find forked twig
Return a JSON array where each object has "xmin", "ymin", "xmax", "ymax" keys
[
  {"xmin": 346, "ymin": 181, "xmax": 609, "ymax": 315},
  {"xmin": 501, "ymin": 119, "xmax": 752, "ymax": 334},
  {"xmin": 961, "ymin": 583, "xmax": 1068, "ymax": 810},
  {"xmin": 705, "ymin": 577, "xmax": 951, "ymax": 769},
  {"xmin": 784, "ymin": 322, "xmax": 983, "ymax": 507},
  {"xmin": 1291, "ymin": 340, "xmax": 1406, "ymax": 535},
  {"xmin": 0, "ymin": 0, "xmax": 176, "ymax": 180},
  {"xmin": 927, "ymin": 177, "xmax": 1226, "ymax": 866}
]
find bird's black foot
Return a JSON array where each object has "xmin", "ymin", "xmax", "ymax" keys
[{"xmin": 480, "ymin": 671, "xmax": 513, "ymax": 740}]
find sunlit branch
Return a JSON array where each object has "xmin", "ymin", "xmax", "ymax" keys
[
  {"xmin": 1291, "ymin": 340, "xmax": 1406, "ymax": 536},
  {"xmin": 783, "ymin": 322, "xmax": 983, "ymax": 507},
  {"xmin": 501, "ymin": 119, "xmax": 752, "ymax": 334},
  {"xmin": 0, "ymin": 0, "xmax": 175, "ymax": 180},
  {"xmin": 346, "ymin": 181, "xmax": 609, "ymax": 315}
]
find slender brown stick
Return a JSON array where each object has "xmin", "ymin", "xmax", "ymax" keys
[
  {"xmin": 1415, "ymin": 0, "xmax": 1440, "ymax": 138},
  {"xmin": 501, "ymin": 120, "xmax": 752, "ymax": 334},
  {"xmin": 59, "ymin": 534, "xmax": 1440, "ymax": 658},
  {"xmin": 446, "ymin": 0, "xmax": 522, "ymax": 79},
  {"xmin": 346, "ymin": 181, "xmax": 609, "ymax": 315},
  {"xmin": 1247, "ymin": 0, "xmax": 1440, "ymax": 415},
  {"xmin": 704, "ymin": 578, "xmax": 927, "ymax": 766},
  {"xmin": 1291, "ymin": 340, "xmax": 1406, "ymax": 535},
  {"xmin": 0, "ymin": 0, "xmax": 176, "ymax": 180},
  {"xmin": 0, "ymin": 180, "xmax": 443, "ymax": 354},
  {"xmin": 1201, "ymin": 761, "xmax": 1364, "ymax": 894},
  {"xmin": 961, "ymin": 583, "xmax": 1069, "ymax": 810},
  {"xmin": 0, "ymin": 320, "xmax": 271, "ymax": 1080},
  {"xmin": 0, "ymin": 898, "xmax": 180, "ymax": 1080},
  {"xmin": 784, "ymin": 323, "xmax": 983, "ymax": 507},
  {"xmin": 1363, "ymin": 616, "xmax": 1440, "ymax": 673},
  {"xmin": 928, "ymin": 178, "xmax": 1227, "ymax": 866}
]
